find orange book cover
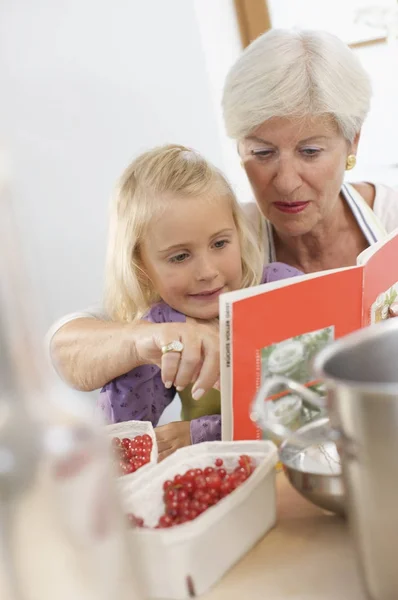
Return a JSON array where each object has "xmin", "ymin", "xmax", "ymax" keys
[{"xmin": 220, "ymin": 229, "xmax": 398, "ymax": 441}]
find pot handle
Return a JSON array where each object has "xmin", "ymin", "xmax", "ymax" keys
[{"xmin": 250, "ymin": 375, "xmax": 327, "ymax": 446}]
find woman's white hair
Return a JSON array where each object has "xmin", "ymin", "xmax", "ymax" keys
[{"xmin": 222, "ymin": 29, "xmax": 372, "ymax": 142}]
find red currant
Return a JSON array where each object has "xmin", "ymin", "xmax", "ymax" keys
[
  {"xmin": 112, "ymin": 433, "xmax": 153, "ymax": 476},
  {"xmin": 217, "ymin": 468, "xmax": 227, "ymax": 480},
  {"xmin": 125, "ymin": 453, "xmax": 256, "ymax": 529}
]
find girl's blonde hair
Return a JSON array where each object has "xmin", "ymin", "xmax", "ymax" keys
[{"xmin": 104, "ymin": 144, "xmax": 264, "ymax": 322}]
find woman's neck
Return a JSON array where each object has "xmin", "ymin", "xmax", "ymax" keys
[{"xmin": 273, "ymin": 194, "xmax": 369, "ymax": 273}]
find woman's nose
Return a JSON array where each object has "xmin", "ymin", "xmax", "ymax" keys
[{"xmin": 272, "ymin": 159, "xmax": 302, "ymax": 196}]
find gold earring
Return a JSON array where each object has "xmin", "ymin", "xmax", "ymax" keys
[{"xmin": 346, "ymin": 154, "xmax": 356, "ymax": 170}]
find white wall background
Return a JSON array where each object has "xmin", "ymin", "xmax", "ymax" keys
[{"xmin": 0, "ymin": 0, "xmax": 245, "ymax": 337}]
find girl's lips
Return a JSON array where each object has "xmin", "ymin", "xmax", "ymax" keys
[
  {"xmin": 189, "ymin": 287, "xmax": 224, "ymax": 300},
  {"xmin": 274, "ymin": 201, "xmax": 309, "ymax": 214}
]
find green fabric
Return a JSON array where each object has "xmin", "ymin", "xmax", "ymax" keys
[{"xmin": 179, "ymin": 384, "xmax": 221, "ymax": 420}]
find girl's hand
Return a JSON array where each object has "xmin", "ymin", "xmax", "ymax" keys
[
  {"xmin": 155, "ymin": 421, "xmax": 192, "ymax": 461},
  {"xmin": 135, "ymin": 321, "xmax": 219, "ymax": 399}
]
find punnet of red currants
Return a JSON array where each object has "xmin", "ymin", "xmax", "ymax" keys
[
  {"xmin": 127, "ymin": 454, "xmax": 256, "ymax": 529},
  {"xmin": 111, "ymin": 434, "xmax": 153, "ymax": 475}
]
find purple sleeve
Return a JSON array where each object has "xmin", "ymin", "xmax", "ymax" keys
[
  {"xmin": 144, "ymin": 302, "xmax": 186, "ymax": 324},
  {"xmin": 190, "ymin": 415, "xmax": 221, "ymax": 444},
  {"xmin": 262, "ymin": 262, "xmax": 303, "ymax": 283},
  {"xmin": 98, "ymin": 302, "xmax": 185, "ymax": 425},
  {"xmin": 99, "ymin": 366, "xmax": 175, "ymax": 426}
]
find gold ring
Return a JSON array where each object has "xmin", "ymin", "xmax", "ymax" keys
[{"xmin": 161, "ymin": 340, "xmax": 184, "ymax": 355}]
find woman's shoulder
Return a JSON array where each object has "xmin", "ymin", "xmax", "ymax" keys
[
  {"xmin": 144, "ymin": 302, "xmax": 186, "ymax": 324},
  {"xmin": 351, "ymin": 181, "xmax": 398, "ymax": 207},
  {"xmin": 351, "ymin": 181, "xmax": 398, "ymax": 232},
  {"xmin": 351, "ymin": 182, "xmax": 376, "ymax": 208}
]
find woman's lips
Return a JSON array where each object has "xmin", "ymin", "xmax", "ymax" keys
[{"xmin": 274, "ymin": 201, "xmax": 309, "ymax": 214}]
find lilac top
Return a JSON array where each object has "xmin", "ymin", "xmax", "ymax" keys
[{"xmin": 98, "ymin": 262, "xmax": 302, "ymax": 444}]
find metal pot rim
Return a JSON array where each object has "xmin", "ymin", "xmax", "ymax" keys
[{"xmin": 314, "ymin": 319, "xmax": 398, "ymax": 393}]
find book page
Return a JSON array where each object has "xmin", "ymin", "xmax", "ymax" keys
[
  {"xmin": 221, "ymin": 268, "xmax": 363, "ymax": 441},
  {"xmin": 220, "ymin": 266, "xmax": 355, "ymax": 440},
  {"xmin": 361, "ymin": 229, "xmax": 398, "ymax": 326}
]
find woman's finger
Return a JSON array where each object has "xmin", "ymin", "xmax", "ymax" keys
[
  {"xmin": 160, "ymin": 351, "xmax": 182, "ymax": 388},
  {"xmin": 155, "ymin": 326, "xmax": 184, "ymax": 387},
  {"xmin": 191, "ymin": 337, "xmax": 220, "ymax": 400},
  {"xmin": 173, "ymin": 332, "xmax": 202, "ymax": 391}
]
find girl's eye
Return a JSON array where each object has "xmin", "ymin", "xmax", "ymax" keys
[
  {"xmin": 300, "ymin": 147, "xmax": 322, "ymax": 157},
  {"xmin": 213, "ymin": 239, "xmax": 230, "ymax": 249},
  {"xmin": 169, "ymin": 252, "xmax": 189, "ymax": 264}
]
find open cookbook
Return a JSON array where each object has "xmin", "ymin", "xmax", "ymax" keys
[{"xmin": 220, "ymin": 228, "xmax": 398, "ymax": 441}]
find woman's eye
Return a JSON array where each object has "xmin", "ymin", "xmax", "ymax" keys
[
  {"xmin": 251, "ymin": 149, "xmax": 273, "ymax": 160},
  {"xmin": 301, "ymin": 147, "xmax": 321, "ymax": 157},
  {"xmin": 214, "ymin": 239, "xmax": 229, "ymax": 249},
  {"xmin": 169, "ymin": 252, "xmax": 189, "ymax": 263}
]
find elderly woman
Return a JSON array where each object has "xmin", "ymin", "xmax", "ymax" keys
[
  {"xmin": 223, "ymin": 28, "xmax": 398, "ymax": 272},
  {"xmin": 50, "ymin": 29, "xmax": 398, "ymax": 453}
]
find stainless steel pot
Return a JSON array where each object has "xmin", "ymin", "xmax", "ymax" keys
[
  {"xmin": 279, "ymin": 418, "xmax": 345, "ymax": 516},
  {"xmin": 251, "ymin": 375, "xmax": 345, "ymax": 515},
  {"xmin": 252, "ymin": 319, "xmax": 398, "ymax": 600}
]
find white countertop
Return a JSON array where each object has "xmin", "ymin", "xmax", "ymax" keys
[{"xmin": 202, "ymin": 473, "xmax": 367, "ymax": 599}]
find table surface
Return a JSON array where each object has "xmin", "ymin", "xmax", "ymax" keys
[{"xmin": 202, "ymin": 473, "xmax": 367, "ymax": 600}]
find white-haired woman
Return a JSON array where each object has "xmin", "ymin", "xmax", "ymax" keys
[
  {"xmin": 223, "ymin": 28, "xmax": 398, "ymax": 272},
  {"xmin": 49, "ymin": 29, "xmax": 398, "ymax": 436}
]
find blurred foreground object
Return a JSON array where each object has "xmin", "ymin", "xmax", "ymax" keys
[{"xmin": 0, "ymin": 169, "xmax": 143, "ymax": 600}]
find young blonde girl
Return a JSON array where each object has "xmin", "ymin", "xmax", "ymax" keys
[{"xmin": 99, "ymin": 144, "xmax": 302, "ymax": 458}]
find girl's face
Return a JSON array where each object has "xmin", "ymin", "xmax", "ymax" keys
[
  {"xmin": 239, "ymin": 115, "xmax": 359, "ymax": 238},
  {"xmin": 140, "ymin": 193, "xmax": 243, "ymax": 320}
]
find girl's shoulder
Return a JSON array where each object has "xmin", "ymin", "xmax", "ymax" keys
[
  {"xmin": 262, "ymin": 262, "xmax": 303, "ymax": 283},
  {"xmin": 143, "ymin": 302, "xmax": 186, "ymax": 324}
]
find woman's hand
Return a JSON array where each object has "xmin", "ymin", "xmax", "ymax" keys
[
  {"xmin": 155, "ymin": 421, "xmax": 192, "ymax": 461},
  {"xmin": 135, "ymin": 321, "xmax": 220, "ymax": 399}
]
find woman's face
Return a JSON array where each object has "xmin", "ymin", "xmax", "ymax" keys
[{"xmin": 239, "ymin": 115, "xmax": 359, "ymax": 237}]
